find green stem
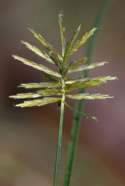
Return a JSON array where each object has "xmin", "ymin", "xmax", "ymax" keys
[
  {"xmin": 64, "ymin": 1, "xmax": 112, "ymax": 186},
  {"xmin": 64, "ymin": 100, "xmax": 84, "ymax": 186},
  {"xmin": 53, "ymin": 80, "xmax": 65, "ymax": 186}
]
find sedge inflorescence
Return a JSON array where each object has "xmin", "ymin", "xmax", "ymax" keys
[{"xmin": 10, "ymin": 13, "xmax": 117, "ymax": 108}]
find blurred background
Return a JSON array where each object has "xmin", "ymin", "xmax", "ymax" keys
[{"xmin": 0, "ymin": 0, "xmax": 125, "ymax": 185}]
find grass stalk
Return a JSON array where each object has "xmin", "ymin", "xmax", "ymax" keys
[
  {"xmin": 53, "ymin": 80, "xmax": 65, "ymax": 186},
  {"xmin": 64, "ymin": 1, "xmax": 112, "ymax": 186}
]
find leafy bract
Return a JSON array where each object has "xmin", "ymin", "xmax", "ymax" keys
[
  {"xmin": 63, "ymin": 24, "xmax": 81, "ymax": 62},
  {"xmin": 9, "ymin": 88, "xmax": 63, "ymax": 100},
  {"xmin": 15, "ymin": 97, "xmax": 61, "ymax": 108},
  {"xmin": 28, "ymin": 28, "xmax": 54, "ymax": 51},
  {"xmin": 70, "ymin": 28, "xmax": 97, "ymax": 55},
  {"xmin": 21, "ymin": 41, "xmax": 54, "ymax": 64},
  {"xmin": 12, "ymin": 55, "xmax": 61, "ymax": 78},
  {"xmin": 69, "ymin": 25, "xmax": 81, "ymax": 51},
  {"xmin": 19, "ymin": 82, "xmax": 61, "ymax": 89},
  {"xmin": 69, "ymin": 57, "xmax": 87, "ymax": 70},
  {"xmin": 28, "ymin": 28, "xmax": 62, "ymax": 64},
  {"xmin": 68, "ymin": 61, "xmax": 109, "ymax": 74},
  {"xmin": 37, "ymin": 88, "xmax": 62, "ymax": 96},
  {"xmin": 66, "ymin": 76, "xmax": 117, "ymax": 90},
  {"xmin": 9, "ymin": 92, "xmax": 42, "ymax": 99},
  {"xmin": 48, "ymin": 51, "xmax": 62, "ymax": 66},
  {"xmin": 67, "ymin": 93, "xmax": 113, "ymax": 100},
  {"xmin": 58, "ymin": 12, "xmax": 66, "ymax": 56}
]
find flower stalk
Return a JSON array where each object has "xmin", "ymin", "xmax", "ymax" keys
[{"xmin": 53, "ymin": 79, "xmax": 65, "ymax": 186}]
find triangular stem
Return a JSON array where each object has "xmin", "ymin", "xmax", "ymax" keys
[{"xmin": 53, "ymin": 80, "xmax": 65, "ymax": 186}]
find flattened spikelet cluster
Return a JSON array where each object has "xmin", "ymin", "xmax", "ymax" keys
[{"xmin": 10, "ymin": 13, "xmax": 117, "ymax": 108}]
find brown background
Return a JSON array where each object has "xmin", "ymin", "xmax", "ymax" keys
[{"xmin": 0, "ymin": 0, "xmax": 125, "ymax": 185}]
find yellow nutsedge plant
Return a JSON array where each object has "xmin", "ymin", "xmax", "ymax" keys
[{"xmin": 10, "ymin": 13, "xmax": 117, "ymax": 186}]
